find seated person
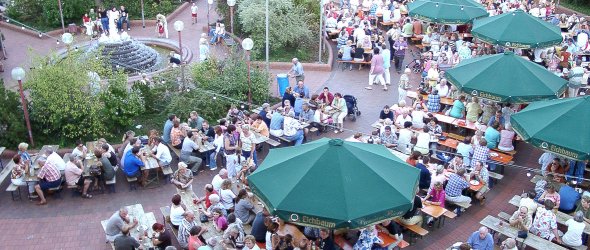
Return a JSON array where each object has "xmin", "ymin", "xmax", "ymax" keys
[
  {"xmin": 269, "ymin": 108, "xmax": 285, "ymax": 137},
  {"xmin": 149, "ymin": 137, "xmax": 172, "ymax": 168},
  {"xmin": 394, "ymin": 110, "xmax": 412, "ymax": 128},
  {"xmin": 558, "ymin": 184, "xmax": 580, "ymax": 213},
  {"xmin": 539, "ymin": 184, "xmax": 561, "ymax": 209},
  {"xmin": 251, "ymin": 114, "xmax": 270, "ymax": 137},
  {"xmin": 530, "ymin": 200, "xmax": 562, "ymax": 244},
  {"xmin": 45, "ymin": 148, "xmax": 66, "ymax": 173},
  {"xmin": 64, "ymin": 157, "xmax": 93, "ymax": 199},
  {"xmin": 466, "ymin": 227, "xmax": 493, "ymax": 250},
  {"xmin": 319, "ymin": 229, "xmax": 336, "ymax": 250},
  {"xmin": 398, "ymin": 193, "xmax": 423, "ymax": 226},
  {"xmin": 151, "ymin": 223, "xmax": 172, "ymax": 249},
  {"xmin": 105, "ymin": 207, "xmax": 139, "ymax": 242},
  {"xmin": 169, "ymin": 51, "xmax": 181, "ymax": 65},
  {"xmin": 376, "ymin": 220, "xmax": 403, "ymax": 249},
  {"xmin": 379, "ymin": 126, "xmax": 398, "ymax": 148},
  {"xmin": 71, "ymin": 139, "xmax": 88, "ymax": 160},
  {"xmin": 562, "ymin": 211, "xmax": 586, "ymax": 248},
  {"xmin": 172, "ymin": 162, "xmax": 194, "ymax": 194},
  {"xmin": 423, "ymin": 181, "xmax": 445, "ymax": 227},
  {"xmin": 282, "ymin": 113, "xmax": 305, "ymax": 145},
  {"xmin": 416, "ymin": 156, "xmax": 432, "ymax": 190},
  {"xmin": 509, "ymin": 206, "xmax": 533, "ymax": 231},
  {"xmin": 114, "ymin": 227, "xmax": 141, "ymax": 249},
  {"xmin": 123, "ymin": 146, "xmax": 146, "ymax": 183},
  {"xmin": 575, "ymin": 195, "xmax": 590, "ymax": 223},
  {"xmin": 33, "ymin": 157, "xmax": 62, "ymax": 206},
  {"xmin": 170, "ymin": 194, "xmax": 187, "ymax": 229},
  {"xmin": 379, "ymin": 105, "xmax": 394, "ymax": 122}
]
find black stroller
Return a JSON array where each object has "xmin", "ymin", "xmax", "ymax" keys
[{"xmin": 343, "ymin": 95, "xmax": 361, "ymax": 121}]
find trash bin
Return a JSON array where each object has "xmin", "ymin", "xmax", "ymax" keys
[
  {"xmin": 68, "ymin": 23, "xmax": 78, "ymax": 35},
  {"xmin": 277, "ymin": 74, "xmax": 289, "ymax": 97}
]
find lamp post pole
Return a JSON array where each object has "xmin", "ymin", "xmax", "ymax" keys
[
  {"xmin": 207, "ymin": 0, "xmax": 213, "ymax": 33},
  {"xmin": 174, "ymin": 21, "xmax": 185, "ymax": 90},
  {"xmin": 265, "ymin": 0, "xmax": 269, "ymax": 72},
  {"xmin": 227, "ymin": 0, "xmax": 236, "ymax": 34},
  {"xmin": 242, "ymin": 38, "xmax": 254, "ymax": 108},
  {"xmin": 58, "ymin": 0, "xmax": 65, "ymax": 33},
  {"xmin": 12, "ymin": 67, "xmax": 34, "ymax": 147},
  {"xmin": 141, "ymin": 0, "xmax": 146, "ymax": 28}
]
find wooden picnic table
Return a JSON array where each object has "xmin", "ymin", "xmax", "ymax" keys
[
  {"xmin": 481, "ymin": 215, "xmax": 568, "ymax": 250},
  {"xmin": 435, "ymin": 137, "xmax": 513, "ymax": 165},
  {"xmin": 177, "ymin": 190, "xmax": 223, "ymax": 239},
  {"xmin": 421, "ymin": 203, "xmax": 448, "ymax": 227},
  {"xmin": 509, "ymin": 195, "xmax": 590, "ymax": 235},
  {"xmin": 24, "ymin": 145, "xmax": 61, "ymax": 182},
  {"xmin": 41, "ymin": 145, "xmax": 60, "ymax": 152},
  {"xmin": 407, "ymin": 91, "xmax": 454, "ymax": 106}
]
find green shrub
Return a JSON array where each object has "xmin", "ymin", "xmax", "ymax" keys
[
  {"xmin": 24, "ymin": 51, "xmax": 144, "ymax": 144},
  {"xmin": 0, "ymin": 81, "xmax": 27, "ymax": 147}
]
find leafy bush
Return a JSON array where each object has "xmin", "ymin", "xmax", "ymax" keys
[
  {"xmin": 237, "ymin": 0, "xmax": 315, "ymax": 60},
  {"xmin": 6, "ymin": 0, "xmax": 179, "ymax": 31},
  {"xmin": 0, "ymin": 81, "xmax": 27, "ymax": 147},
  {"xmin": 25, "ymin": 51, "xmax": 144, "ymax": 144},
  {"xmin": 172, "ymin": 53, "xmax": 272, "ymax": 122}
]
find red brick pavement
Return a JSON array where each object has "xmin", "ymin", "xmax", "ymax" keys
[{"xmin": 0, "ymin": 3, "xmax": 562, "ymax": 250}]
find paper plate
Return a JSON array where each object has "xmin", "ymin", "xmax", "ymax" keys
[
  {"xmin": 490, "ymin": 152, "xmax": 499, "ymax": 157},
  {"xmin": 470, "ymin": 180, "xmax": 480, "ymax": 185}
]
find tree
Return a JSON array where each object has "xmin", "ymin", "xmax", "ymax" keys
[
  {"xmin": 0, "ymin": 81, "xmax": 27, "ymax": 146},
  {"xmin": 237, "ymin": 0, "xmax": 315, "ymax": 58},
  {"xmin": 25, "ymin": 51, "xmax": 144, "ymax": 143}
]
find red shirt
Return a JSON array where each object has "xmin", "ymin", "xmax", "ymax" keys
[
  {"xmin": 205, "ymin": 190, "xmax": 218, "ymax": 208},
  {"xmin": 83, "ymin": 16, "xmax": 91, "ymax": 23},
  {"xmin": 318, "ymin": 92, "xmax": 334, "ymax": 105}
]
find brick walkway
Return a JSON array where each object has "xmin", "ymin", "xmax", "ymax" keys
[{"xmin": 0, "ymin": 3, "xmax": 557, "ymax": 250}]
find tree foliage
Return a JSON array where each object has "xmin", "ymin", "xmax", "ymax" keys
[
  {"xmin": 166, "ymin": 53, "xmax": 272, "ymax": 122},
  {"xmin": 0, "ymin": 81, "xmax": 27, "ymax": 146},
  {"xmin": 237, "ymin": 0, "xmax": 315, "ymax": 59},
  {"xmin": 6, "ymin": 0, "xmax": 178, "ymax": 31},
  {"xmin": 25, "ymin": 51, "xmax": 144, "ymax": 143}
]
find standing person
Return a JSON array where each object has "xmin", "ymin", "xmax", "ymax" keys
[
  {"xmin": 156, "ymin": 13, "xmax": 169, "ymax": 38},
  {"xmin": 398, "ymin": 68, "xmax": 411, "ymax": 102},
  {"xmin": 99, "ymin": 7, "xmax": 109, "ymax": 34},
  {"xmin": 163, "ymin": 114, "xmax": 176, "ymax": 144},
  {"xmin": 331, "ymin": 93, "xmax": 348, "ymax": 134},
  {"xmin": 157, "ymin": 20, "xmax": 165, "ymax": 38},
  {"xmin": 381, "ymin": 44, "xmax": 392, "ymax": 85},
  {"xmin": 568, "ymin": 60, "xmax": 584, "ymax": 97},
  {"xmin": 288, "ymin": 58, "xmax": 305, "ymax": 83},
  {"xmin": 393, "ymin": 37, "xmax": 407, "ymax": 73},
  {"xmin": 118, "ymin": 6, "xmax": 130, "ymax": 32},
  {"xmin": 199, "ymin": 38, "xmax": 210, "ymax": 62},
  {"xmin": 365, "ymin": 48, "xmax": 387, "ymax": 90},
  {"xmin": 191, "ymin": 2, "xmax": 199, "ymax": 24},
  {"xmin": 83, "ymin": 13, "xmax": 93, "ymax": 36}
]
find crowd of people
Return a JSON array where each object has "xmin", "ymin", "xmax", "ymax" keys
[{"xmin": 82, "ymin": 5, "xmax": 130, "ymax": 37}]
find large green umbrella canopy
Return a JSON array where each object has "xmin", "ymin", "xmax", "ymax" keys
[
  {"xmin": 445, "ymin": 51, "xmax": 567, "ymax": 103},
  {"xmin": 511, "ymin": 96, "xmax": 590, "ymax": 161},
  {"xmin": 471, "ymin": 10, "xmax": 562, "ymax": 49},
  {"xmin": 408, "ymin": 0, "xmax": 489, "ymax": 24},
  {"xmin": 248, "ymin": 138, "xmax": 420, "ymax": 229}
]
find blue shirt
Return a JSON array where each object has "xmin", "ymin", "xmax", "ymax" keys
[
  {"xmin": 123, "ymin": 150, "xmax": 144, "ymax": 177},
  {"xmin": 294, "ymin": 98, "xmax": 304, "ymax": 116},
  {"xmin": 559, "ymin": 185, "xmax": 581, "ymax": 212},
  {"xmin": 291, "ymin": 62, "xmax": 304, "ymax": 76},
  {"xmin": 487, "ymin": 116, "xmax": 505, "ymax": 127},
  {"xmin": 293, "ymin": 85, "xmax": 310, "ymax": 99},
  {"xmin": 163, "ymin": 120, "xmax": 174, "ymax": 144},
  {"xmin": 415, "ymin": 163, "xmax": 432, "ymax": 189},
  {"xmin": 467, "ymin": 232, "xmax": 494, "ymax": 250},
  {"xmin": 259, "ymin": 110, "xmax": 271, "ymax": 128},
  {"xmin": 269, "ymin": 112, "xmax": 284, "ymax": 130},
  {"xmin": 484, "ymin": 127, "xmax": 500, "ymax": 149}
]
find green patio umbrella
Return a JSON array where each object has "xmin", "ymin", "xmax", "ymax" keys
[
  {"xmin": 511, "ymin": 96, "xmax": 590, "ymax": 161},
  {"xmin": 248, "ymin": 138, "xmax": 419, "ymax": 229},
  {"xmin": 408, "ymin": 0, "xmax": 489, "ymax": 24},
  {"xmin": 471, "ymin": 10, "xmax": 562, "ymax": 49},
  {"xmin": 445, "ymin": 51, "xmax": 567, "ymax": 103}
]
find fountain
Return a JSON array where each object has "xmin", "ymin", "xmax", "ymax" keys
[{"xmin": 89, "ymin": 20, "xmax": 163, "ymax": 74}]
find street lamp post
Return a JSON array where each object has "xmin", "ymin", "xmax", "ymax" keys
[
  {"xmin": 174, "ymin": 20, "xmax": 186, "ymax": 90},
  {"xmin": 241, "ymin": 38, "xmax": 254, "ymax": 108},
  {"xmin": 207, "ymin": 0, "xmax": 213, "ymax": 33},
  {"xmin": 57, "ymin": 0, "xmax": 65, "ymax": 33},
  {"xmin": 141, "ymin": 0, "xmax": 146, "ymax": 28},
  {"xmin": 227, "ymin": 0, "xmax": 236, "ymax": 34},
  {"xmin": 11, "ymin": 67, "xmax": 34, "ymax": 147}
]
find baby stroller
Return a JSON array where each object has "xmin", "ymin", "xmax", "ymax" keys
[{"xmin": 343, "ymin": 95, "xmax": 361, "ymax": 122}]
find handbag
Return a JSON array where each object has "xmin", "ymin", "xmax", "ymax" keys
[
  {"xmin": 89, "ymin": 165, "xmax": 101, "ymax": 175},
  {"xmin": 200, "ymin": 213, "xmax": 209, "ymax": 223}
]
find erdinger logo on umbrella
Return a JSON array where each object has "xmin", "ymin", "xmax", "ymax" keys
[
  {"xmin": 290, "ymin": 214, "xmax": 299, "ymax": 222},
  {"xmin": 541, "ymin": 142, "xmax": 549, "ymax": 149},
  {"xmin": 471, "ymin": 90, "xmax": 478, "ymax": 96},
  {"xmin": 505, "ymin": 42, "xmax": 511, "ymax": 47}
]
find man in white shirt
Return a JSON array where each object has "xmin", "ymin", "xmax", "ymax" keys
[
  {"xmin": 283, "ymin": 114, "xmax": 305, "ymax": 146},
  {"xmin": 46, "ymin": 149, "xmax": 66, "ymax": 172},
  {"xmin": 394, "ymin": 110, "xmax": 412, "ymax": 128},
  {"xmin": 150, "ymin": 137, "xmax": 172, "ymax": 167},
  {"xmin": 519, "ymin": 191, "xmax": 538, "ymax": 218},
  {"xmin": 211, "ymin": 169, "xmax": 228, "ymax": 193},
  {"xmin": 191, "ymin": 3, "xmax": 198, "ymax": 24}
]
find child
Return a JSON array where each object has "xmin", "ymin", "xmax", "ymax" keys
[{"xmin": 156, "ymin": 20, "xmax": 164, "ymax": 38}]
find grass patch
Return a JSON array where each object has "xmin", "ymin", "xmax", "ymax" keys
[{"xmin": 560, "ymin": 1, "xmax": 590, "ymax": 16}]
